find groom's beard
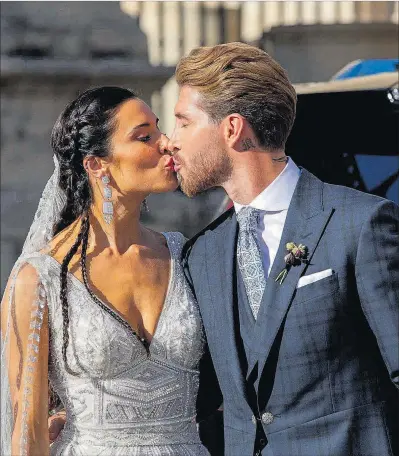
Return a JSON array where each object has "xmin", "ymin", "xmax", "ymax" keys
[{"xmin": 178, "ymin": 144, "xmax": 232, "ymax": 198}]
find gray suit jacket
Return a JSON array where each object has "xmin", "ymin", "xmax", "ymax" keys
[{"xmin": 185, "ymin": 169, "xmax": 399, "ymax": 456}]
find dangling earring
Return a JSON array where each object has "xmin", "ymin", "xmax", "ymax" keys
[
  {"xmin": 141, "ymin": 198, "xmax": 149, "ymax": 213},
  {"xmin": 102, "ymin": 175, "xmax": 113, "ymax": 224}
]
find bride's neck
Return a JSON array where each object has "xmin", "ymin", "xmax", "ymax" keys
[{"xmin": 88, "ymin": 199, "xmax": 146, "ymax": 255}]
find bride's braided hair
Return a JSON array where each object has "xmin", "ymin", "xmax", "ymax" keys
[{"xmin": 50, "ymin": 87, "xmax": 136, "ymax": 377}]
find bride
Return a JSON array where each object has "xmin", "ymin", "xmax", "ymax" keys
[{"xmin": 1, "ymin": 87, "xmax": 220, "ymax": 456}]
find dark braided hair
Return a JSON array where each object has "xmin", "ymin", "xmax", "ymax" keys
[
  {"xmin": 59, "ymin": 215, "xmax": 89, "ymax": 375},
  {"xmin": 50, "ymin": 87, "xmax": 136, "ymax": 376}
]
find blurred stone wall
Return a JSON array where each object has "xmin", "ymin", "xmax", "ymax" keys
[{"xmin": 0, "ymin": 2, "xmax": 226, "ymax": 291}]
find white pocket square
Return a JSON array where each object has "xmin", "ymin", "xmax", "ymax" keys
[{"xmin": 297, "ymin": 269, "xmax": 333, "ymax": 288}]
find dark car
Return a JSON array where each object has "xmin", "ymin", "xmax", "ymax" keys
[{"xmin": 287, "ymin": 72, "xmax": 399, "ymax": 203}]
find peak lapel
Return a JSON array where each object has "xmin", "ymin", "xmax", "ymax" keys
[{"xmin": 246, "ymin": 169, "xmax": 334, "ymax": 380}]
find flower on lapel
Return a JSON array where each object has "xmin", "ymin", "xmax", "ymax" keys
[{"xmin": 275, "ymin": 242, "xmax": 309, "ymax": 285}]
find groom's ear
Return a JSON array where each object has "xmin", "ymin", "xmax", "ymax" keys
[
  {"xmin": 222, "ymin": 113, "xmax": 245, "ymax": 149},
  {"xmin": 83, "ymin": 156, "xmax": 107, "ymax": 179}
]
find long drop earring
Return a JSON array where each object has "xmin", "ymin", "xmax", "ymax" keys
[{"xmin": 102, "ymin": 175, "xmax": 113, "ymax": 224}]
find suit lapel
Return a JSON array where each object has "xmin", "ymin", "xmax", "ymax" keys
[
  {"xmin": 204, "ymin": 213, "xmax": 247, "ymax": 397},
  {"xmin": 246, "ymin": 169, "xmax": 334, "ymax": 380}
]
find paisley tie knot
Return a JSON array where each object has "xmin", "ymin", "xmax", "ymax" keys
[{"xmin": 237, "ymin": 206, "xmax": 261, "ymax": 232}]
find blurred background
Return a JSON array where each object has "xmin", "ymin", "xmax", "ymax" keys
[{"xmin": 1, "ymin": 1, "xmax": 398, "ymax": 291}]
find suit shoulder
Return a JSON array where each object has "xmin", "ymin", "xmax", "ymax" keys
[
  {"xmin": 182, "ymin": 207, "xmax": 234, "ymax": 262},
  {"xmin": 323, "ymin": 182, "xmax": 394, "ymax": 211}
]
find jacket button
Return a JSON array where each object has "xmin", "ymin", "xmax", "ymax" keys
[{"xmin": 261, "ymin": 411, "xmax": 274, "ymax": 425}]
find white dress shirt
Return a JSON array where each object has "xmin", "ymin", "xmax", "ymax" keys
[{"xmin": 234, "ymin": 158, "xmax": 301, "ymax": 279}]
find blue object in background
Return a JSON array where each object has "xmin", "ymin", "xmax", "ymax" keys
[
  {"xmin": 354, "ymin": 155, "xmax": 399, "ymax": 203},
  {"xmin": 332, "ymin": 59, "xmax": 399, "ymax": 80}
]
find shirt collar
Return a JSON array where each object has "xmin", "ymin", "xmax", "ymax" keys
[{"xmin": 234, "ymin": 157, "xmax": 301, "ymax": 213}]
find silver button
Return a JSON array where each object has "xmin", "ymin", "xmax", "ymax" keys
[
  {"xmin": 261, "ymin": 411, "xmax": 274, "ymax": 425},
  {"xmin": 251, "ymin": 415, "xmax": 257, "ymax": 425}
]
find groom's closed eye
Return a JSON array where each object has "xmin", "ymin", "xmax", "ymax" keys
[{"xmin": 175, "ymin": 113, "xmax": 190, "ymax": 127}]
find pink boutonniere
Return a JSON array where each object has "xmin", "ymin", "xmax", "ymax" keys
[{"xmin": 275, "ymin": 242, "xmax": 309, "ymax": 285}]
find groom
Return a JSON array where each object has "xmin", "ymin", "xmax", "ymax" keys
[{"xmin": 168, "ymin": 42, "xmax": 399, "ymax": 455}]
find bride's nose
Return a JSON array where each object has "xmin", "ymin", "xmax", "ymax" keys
[{"xmin": 159, "ymin": 133, "xmax": 171, "ymax": 155}]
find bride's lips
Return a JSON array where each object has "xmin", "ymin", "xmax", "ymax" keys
[{"xmin": 164, "ymin": 157, "xmax": 175, "ymax": 171}]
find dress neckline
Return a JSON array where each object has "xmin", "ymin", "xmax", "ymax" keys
[{"xmin": 42, "ymin": 233, "xmax": 175, "ymax": 352}]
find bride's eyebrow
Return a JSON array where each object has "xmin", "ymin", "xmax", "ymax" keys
[{"xmin": 128, "ymin": 118, "xmax": 159, "ymax": 135}]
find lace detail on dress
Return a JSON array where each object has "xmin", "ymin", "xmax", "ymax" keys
[
  {"xmin": 40, "ymin": 231, "xmax": 207, "ymax": 456},
  {"xmin": 19, "ymin": 279, "xmax": 47, "ymax": 455}
]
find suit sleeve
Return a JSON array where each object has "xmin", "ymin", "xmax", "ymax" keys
[{"xmin": 355, "ymin": 200, "xmax": 399, "ymax": 388}]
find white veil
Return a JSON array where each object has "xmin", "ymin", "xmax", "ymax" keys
[{"xmin": 1, "ymin": 155, "xmax": 66, "ymax": 455}]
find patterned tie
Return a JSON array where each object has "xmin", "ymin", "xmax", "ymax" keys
[{"xmin": 236, "ymin": 207, "xmax": 266, "ymax": 319}]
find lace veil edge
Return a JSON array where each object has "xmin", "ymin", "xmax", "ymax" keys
[{"xmin": 1, "ymin": 155, "xmax": 65, "ymax": 455}]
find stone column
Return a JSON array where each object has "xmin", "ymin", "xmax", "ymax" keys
[
  {"xmin": 162, "ymin": 1, "xmax": 181, "ymax": 65},
  {"xmin": 140, "ymin": 1, "xmax": 163, "ymax": 65},
  {"xmin": 183, "ymin": 2, "xmax": 202, "ymax": 54},
  {"xmin": 282, "ymin": 1, "xmax": 300, "ymax": 26},
  {"xmin": 263, "ymin": 1, "xmax": 282, "ymax": 32},
  {"xmin": 338, "ymin": 1, "xmax": 356, "ymax": 24},
  {"xmin": 223, "ymin": 2, "xmax": 241, "ymax": 43},
  {"xmin": 241, "ymin": 1, "xmax": 263, "ymax": 42},
  {"xmin": 204, "ymin": 1, "xmax": 222, "ymax": 46},
  {"xmin": 392, "ymin": 1, "xmax": 399, "ymax": 22},
  {"xmin": 299, "ymin": 1, "xmax": 318, "ymax": 25},
  {"xmin": 319, "ymin": 1, "xmax": 338, "ymax": 24}
]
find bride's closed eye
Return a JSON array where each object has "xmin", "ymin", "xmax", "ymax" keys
[{"xmin": 138, "ymin": 135, "xmax": 151, "ymax": 142}]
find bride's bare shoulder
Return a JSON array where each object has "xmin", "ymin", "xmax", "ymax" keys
[{"xmin": 43, "ymin": 220, "xmax": 81, "ymax": 264}]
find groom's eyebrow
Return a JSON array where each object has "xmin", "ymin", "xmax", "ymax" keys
[{"xmin": 175, "ymin": 113, "xmax": 190, "ymax": 120}]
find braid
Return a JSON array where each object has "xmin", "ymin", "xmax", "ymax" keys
[
  {"xmin": 53, "ymin": 113, "xmax": 90, "ymax": 236},
  {"xmin": 80, "ymin": 214, "xmax": 91, "ymax": 292},
  {"xmin": 60, "ymin": 214, "xmax": 89, "ymax": 376},
  {"xmin": 79, "ymin": 214, "xmax": 104, "ymax": 306}
]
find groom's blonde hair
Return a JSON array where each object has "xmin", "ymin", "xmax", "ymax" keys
[{"xmin": 175, "ymin": 42, "xmax": 297, "ymax": 150}]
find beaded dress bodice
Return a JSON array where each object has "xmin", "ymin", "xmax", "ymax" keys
[{"xmin": 33, "ymin": 232, "xmax": 207, "ymax": 456}]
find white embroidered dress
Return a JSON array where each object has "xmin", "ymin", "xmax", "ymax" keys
[{"xmin": 2, "ymin": 232, "xmax": 209, "ymax": 456}]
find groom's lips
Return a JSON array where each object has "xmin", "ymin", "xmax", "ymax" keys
[{"xmin": 172, "ymin": 158, "xmax": 182, "ymax": 173}]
